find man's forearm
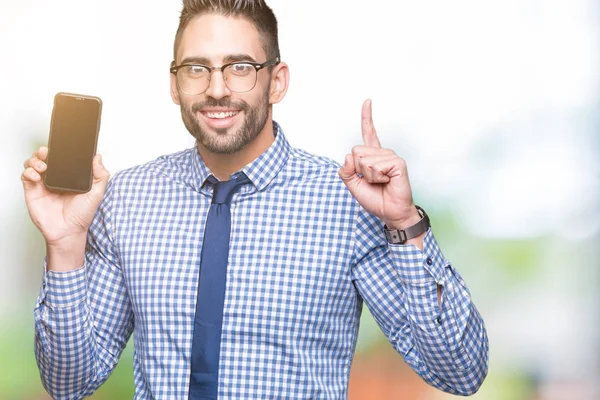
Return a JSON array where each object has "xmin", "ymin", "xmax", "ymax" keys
[
  {"xmin": 34, "ymin": 266, "xmax": 99, "ymax": 398},
  {"xmin": 387, "ymin": 230, "xmax": 489, "ymax": 394}
]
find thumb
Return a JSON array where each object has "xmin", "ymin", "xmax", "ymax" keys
[
  {"xmin": 338, "ymin": 154, "xmax": 355, "ymax": 180},
  {"xmin": 92, "ymin": 154, "xmax": 110, "ymax": 187},
  {"xmin": 338, "ymin": 154, "xmax": 361, "ymax": 194}
]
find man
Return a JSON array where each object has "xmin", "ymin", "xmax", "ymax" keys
[{"xmin": 22, "ymin": 0, "xmax": 488, "ymax": 398}]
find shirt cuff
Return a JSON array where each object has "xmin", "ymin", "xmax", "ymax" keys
[
  {"xmin": 37, "ymin": 257, "xmax": 87, "ymax": 309},
  {"xmin": 387, "ymin": 228, "xmax": 448, "ymax": 286}
]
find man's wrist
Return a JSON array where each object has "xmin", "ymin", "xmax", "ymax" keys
[
  {"xmin": 46, "ymin": 235, "xmax": 87, "ymax": 272},
  {"xmin": 383, "ymin": 205, "xmax": 421, "ymax": 230},
  {"xmin": 383, "ymin": 205, "xmax": 430, "ymax": 249}
]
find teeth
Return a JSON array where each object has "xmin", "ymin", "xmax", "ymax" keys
[{"xmin": 206, "ymin": 111, "xmax": 238, "ymax": 119}]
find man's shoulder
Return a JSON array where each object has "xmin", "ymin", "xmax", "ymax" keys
[
  {"xmin": 287, "ymin": 146, "xmax": 341, "ymax": 172},
  {"xmin": 282, "ymin": 146, "xmax": 346, "ymax": 187},
  {"xmin": 109, "ymin": 147, "xmax": 195, "ymax": 189}
]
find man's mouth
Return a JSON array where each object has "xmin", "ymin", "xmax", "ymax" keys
[
  {"xmin": 201, "ymin": 110, "xmax": 240, "ymax": 119},
  {"xmin": 198, "ymin": 109, "xmax": 242, "ymax": 129}
]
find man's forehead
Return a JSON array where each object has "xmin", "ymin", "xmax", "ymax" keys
[{"xmin": 177, "ymin": 14, "xmax": 265, "ymax": 64}]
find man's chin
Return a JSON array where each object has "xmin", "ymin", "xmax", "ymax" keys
[
  {"xmin": 194, "ymin": 127, "xmax": 244, "ymax": 154},
  {"xmin": 200, "ymin": 138, "xmax": 245, "ymax": 155},
  {"xmin": 212, "ymin": 126, "xmax": 230, "ymax": 136}
]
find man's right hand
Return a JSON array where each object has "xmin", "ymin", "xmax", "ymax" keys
[{"xmin": 21, "ymin": 146, "xmax": 111, "ymax": 271}]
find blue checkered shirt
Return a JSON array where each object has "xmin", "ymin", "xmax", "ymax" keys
[{"xmin": 34, "ymin": 122, "xmax": 488, "ymax": 399}]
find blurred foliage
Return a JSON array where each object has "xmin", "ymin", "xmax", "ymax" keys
[
  {"xmin": 0, "ymin": 318, "xmax": 134, "ymax": 399},
  {"xmin": 429, "ymin": 208, "xmax": 544, "ymax": 281}
]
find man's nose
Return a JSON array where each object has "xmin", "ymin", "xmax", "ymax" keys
[{"xmin": 204, "ymin": 70, "xmax": 231, "ymax": 100}]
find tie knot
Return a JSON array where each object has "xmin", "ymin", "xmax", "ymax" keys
[{"xmin": 208, "ymin": 173, "xmax": 250, "ymax": 205}]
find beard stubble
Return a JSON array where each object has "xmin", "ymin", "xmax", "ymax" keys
[{"xmin": 180, "ymin": 89, "xmax": 270, "ymax": 155}]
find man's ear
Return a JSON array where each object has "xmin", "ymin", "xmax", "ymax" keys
[
  {"xmin": 170, "ymin": 63, "xmax": 181, "ymax": 105},
  {"xmin": 268, "ymin": 62, "xmax": 290, "ymax": 105}
]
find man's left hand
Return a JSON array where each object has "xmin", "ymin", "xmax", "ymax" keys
[{"xmin": 338, "ymin": 99, "xmax": 421, "ymax": 230}]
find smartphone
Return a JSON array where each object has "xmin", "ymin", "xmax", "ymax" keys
[{"xmin": 44, "ymin": 92, "xmax": 102, "ymax": 193}]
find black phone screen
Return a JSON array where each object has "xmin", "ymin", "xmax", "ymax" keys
[{"xmin": 45, "ymin": 94, "xmax": 101, "ymax": 192}]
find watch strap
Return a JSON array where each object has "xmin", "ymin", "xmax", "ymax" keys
[{"xmin": 384, "ymin": 205, "xmax": 430, "ymax": 244}]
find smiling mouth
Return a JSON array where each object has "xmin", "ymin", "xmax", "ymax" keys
[{"xmin": 201, "ymin": 110, "xmax": 240, "ymax": 119}]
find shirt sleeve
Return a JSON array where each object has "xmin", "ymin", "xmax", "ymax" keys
[
  {"xmin": 350, "ymin": 207, "xmax": 489, "ymax": 396},
  {"xmin": 33, "ymin": 177, "xmax": 134, "ymax": 399}
]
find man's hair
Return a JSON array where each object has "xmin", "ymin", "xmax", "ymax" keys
[{"xmin": 173, "ymin": 0, "xmax": 280, "ymax": 63}]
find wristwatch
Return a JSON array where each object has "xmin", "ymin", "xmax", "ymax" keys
[{"xmin": 384, "ymin": 205, "xmax": 430, "ymax": 244}]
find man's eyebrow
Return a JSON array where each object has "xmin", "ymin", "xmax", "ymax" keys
[
  {"xmin": 179, "ymin": 54, "xmax": 258, "ymax": 65},
  {"xmin": 179, "ymin": 56, "xmax": 211, "ymax": 65},
  {"xmin": 223, "ymin": 53, "xmax": 257, "ymax": 63}
]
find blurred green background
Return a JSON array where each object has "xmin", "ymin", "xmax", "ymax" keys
[{"xmin": 1, "ymin": 0, "xmax": 599, "ymax": 399}]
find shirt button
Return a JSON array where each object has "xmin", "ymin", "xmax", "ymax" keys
[
  {"xmin": 436, "ymin": 316, "xmax": 442, "ymax": 325},
  {"xmin": 426, "ymin": 257, "xmax": 433, "ymax": 266}
]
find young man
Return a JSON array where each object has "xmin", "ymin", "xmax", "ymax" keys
[{"xmin": 22, "ymin": 1, "xmax": 488, "ymax": 398}]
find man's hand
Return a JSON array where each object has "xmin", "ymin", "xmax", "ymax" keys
[
  {"xmin": 339, "ymin": 99, "xmax": 439, "ymax": 304},
  {"xmin": 21, "ymin": 146, "xmax": 111, "ymax": 271},
  {"xmin": 338, "ymin": 99, "xmax": 422, "ymax": 230}
]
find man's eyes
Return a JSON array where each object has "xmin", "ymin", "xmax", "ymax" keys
[
  {"xmin": 230, "ymin": 63, "xmax": 253, "ymax": 72},
  {"xmin": 187, "ymin": 65, "xmax": 208, "ymax": 74}
]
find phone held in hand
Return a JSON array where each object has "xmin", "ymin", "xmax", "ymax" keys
[{"xmin": 44, "ymin": 92, "xmax": 103, "ymax": 193}]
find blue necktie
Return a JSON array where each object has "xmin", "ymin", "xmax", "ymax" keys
[{"xmin": 189, "ymin": 173, "xmax": 250, "ymax": 400}]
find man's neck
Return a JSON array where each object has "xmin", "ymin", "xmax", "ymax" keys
[{"xmin": 197, "ymin": 120, "xmax": 275, "ymax": 181}]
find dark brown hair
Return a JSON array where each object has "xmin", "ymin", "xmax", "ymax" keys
[{"xmin": 173, "ymin": 0, "xmax": 280, "ymax": 63}]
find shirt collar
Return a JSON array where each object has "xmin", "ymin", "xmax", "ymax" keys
[{"xmin": 190, "ymin": 121, "xmax": 291, "ymax": 193}]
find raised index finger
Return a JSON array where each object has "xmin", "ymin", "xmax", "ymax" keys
[{"xmin": 361, "ymin": 99, "xmax": 381, "ymax": 148}]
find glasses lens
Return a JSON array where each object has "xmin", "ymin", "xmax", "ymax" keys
[
  {"xmin": 224, "ymin": 63, "xmax": 257, "ymax": 93},
  {"xmin": 177, "ymin": 65, "xmax": 210, "ymax": 95}
]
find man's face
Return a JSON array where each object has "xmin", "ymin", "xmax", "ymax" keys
[{"xmin": 173, "ymin": 14, "xmax": 272, "ymax": 154}]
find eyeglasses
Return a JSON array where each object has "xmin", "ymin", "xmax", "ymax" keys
[{"xmin": 170, "ymin": 57, "xmax": 280, "ymax": 95}]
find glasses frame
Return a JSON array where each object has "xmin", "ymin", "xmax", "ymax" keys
[{"xmin": 170, "ymin": 57, "xmax": 281, "ymax": 95}]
